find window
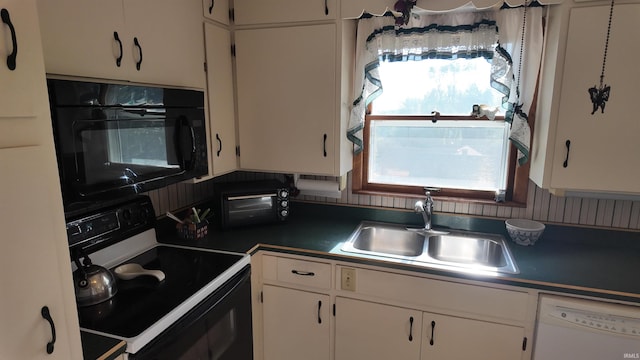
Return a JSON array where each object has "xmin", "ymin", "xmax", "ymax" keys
[{"xmin": 349, "ymin": 7, "xmax": 544, "ymax": 205}]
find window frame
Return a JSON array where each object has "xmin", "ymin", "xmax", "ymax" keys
[{"xmin": 352, "ymin": 105, "xmax": 534, "ymax": 206}]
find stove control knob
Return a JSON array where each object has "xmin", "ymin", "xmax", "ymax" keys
[{"xmin": 122, "ymin": 209, "xmax": 132, "ymax": 221}]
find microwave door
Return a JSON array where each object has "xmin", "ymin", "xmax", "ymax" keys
[{"xmin": 72, "ymin": 112, "xmax": 184, "ymax": 197}]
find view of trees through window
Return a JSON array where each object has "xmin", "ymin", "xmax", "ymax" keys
[
  {"xmin": 373, "ymin": 58, "xmax": 504, "ymax": 116},
  {"xmin": 366, "ymin": 57, "xmax": 510, "ymax": 193}
]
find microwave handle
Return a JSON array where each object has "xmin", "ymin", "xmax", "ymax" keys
[
  {"xmin": 175, "ymin": 116, "xmax": 196, "ymax": 171},
  {"xmin": 227, "ymin": 193, "xmax": 277, "ymax": 201}
]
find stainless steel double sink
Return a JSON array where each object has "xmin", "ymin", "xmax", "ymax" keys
[{"xmin": 340, "ymin": 221, "xmax": 519, "ymax": 275}]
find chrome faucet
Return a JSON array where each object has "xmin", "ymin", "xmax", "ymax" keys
[{"xmin": 414, "ymin": 188, "xmax": 439, "ymax": 231}]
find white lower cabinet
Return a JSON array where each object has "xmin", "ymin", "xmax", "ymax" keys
[
  {"xmin": 334, "ymin": 297, "xmax": 422, "ymax": 360},
  {"xmin": 262, "ymin": 285, "xmax": 331, "ymax": 360},
  {"xmin": 256, "ymin": 253, "xmax": 533, "ymax": 360},
  {"xmin": 334, "ymin": 297, "xmax": 525, "ymax": 360},
  {"xmin": 421, "ymin": 312, "xmax": 525, "ymax": 360}
]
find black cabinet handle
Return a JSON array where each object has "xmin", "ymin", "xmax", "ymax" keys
[
  {"xmin": 41, "ymin": 306, "xmax": 56, "ymax": 354},
  {"xmin": 409, "ymin": 316, "xmax": 414, "ymax": 341},
  {"xmin": 323, "ymin": 134, "xmax": 327, "ymax": 157},
  {"xmin": 216, "ymin": 133, "xmax": 222, "ymax": 157},
  {"xmin": 324, "ymin": 0, "xmax": 328, "ymax": 15},
  {"xmin": 291, "ymin": 270, "xmax": 315, "ymax": 276},
  {"xmin": 429, "ymin": 320, "xmax": 435, "ymax": 346},
  {"xmin": 563, "ymin": 140, "xmax": 571, "ymax": 168},
  {"xmin": 317, "ymin": 300, "xmax": 322, "ymax": 324},
  {"xmin": 113, "ymin": 31, "xmax": 123, "ymax": 67},
  {"xmin": 134, "ymin": 37, "xmax": 143, "ymax": 71},
  {"xmin": 209, "ymin": 0, "xmax": 214, "ymax": 14},
  {"xmin": 1, "ymin": 8, "xmax": 17, "ymax": 70}
]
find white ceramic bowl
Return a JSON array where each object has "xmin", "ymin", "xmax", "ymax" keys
[{"xmin": 505, "ymin": 219, "xmax": 545, "ymax": 246}]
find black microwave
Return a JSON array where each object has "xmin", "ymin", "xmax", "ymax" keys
[
  {"xmin": 47, "ymin": 79, "xmax": 208, "ymax": 217},
  {"xmin": 215, "ymin": 180, "xmax": 290, "ymax": 229}
]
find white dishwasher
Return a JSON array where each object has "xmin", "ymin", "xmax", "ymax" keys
[{"xmin": 534, "ymin": 294, "xmax": 640, "ymax": 360}]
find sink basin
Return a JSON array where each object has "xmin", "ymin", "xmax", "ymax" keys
[
  {"xmin": 339, "ymin": 221, "xmax": 519, "ymax": 275},
  {"xmin": 427, "ymin": 235, "xmax": 506, "ymax": 267},
  {"xmin": 350, "ymin": 226, "xmax": 425, "ymax": 257}
]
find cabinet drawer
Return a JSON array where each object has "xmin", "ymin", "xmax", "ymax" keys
[
  {"xmin": 263, "ymin": 255, "xmax": 331, "ymax": 289},
  {"xmin": 338, "ymin": 266, "xmax": 529, "ymax": 322}
]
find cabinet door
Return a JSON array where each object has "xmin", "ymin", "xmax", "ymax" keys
[
  {"xmin": 36, "ymin": 0, "xmax": 128, "ymax": 80},
  {"xmin": 262, "ymin": 285, "xmax": 330, "ymax": 360},
  {"xmin": 203, "ymin": 0, "xmax": 229, "ymax": 25},
  {"xmin": 235, "ymin": 24, "xmax": 337, "ymax": 175},
  {"xmin": 234, "ymin": 0, "xmax": 336, "ymax": 25},
  {"xmin": 335, "ymin": 297, "xmax": 422, "ymax": 360},
  {"xmin": 204, "ymin": 23, "xmax": 237, "ymax": 176},
  {"xmin": 124, "ymin": 0, "xmax": 205, "ymax": 88},
  {"xmin": 421, "ymin": 312, "xmax": 524, "ymax": 360},
  {"xmin": 550, "ymin": 4, "xmax": 640, "ymax": 193},
  {"xmin": 0, "ymin": 147, "xmax": 78, "ymax": 359}
]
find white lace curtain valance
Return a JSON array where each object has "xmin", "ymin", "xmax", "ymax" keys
[{"xmin": 347, "ymin": 3, "xmax": 545, "ymax": 165}]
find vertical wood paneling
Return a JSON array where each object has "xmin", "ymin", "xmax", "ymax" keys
[
  {"xmin": 564, "ymin": 197, "xmax": 581, "ymax": 224},
  {"xmin": 579, "ymin": 198, "xmax": 598, "ymax": 226},
  {"xmin": 612, "ymin": 200, "xmax": 632, "ymax": 228},
  {"xmin": 595, "ymin": 199, "xmax": 615, "ymax": 227},
  {"xmin": 629, "ymin": 202, "xmax": 640, "ymax": 229},
  {"xmin": 148, "ymin": 172, "xmax": 640, "ymax": 232}
]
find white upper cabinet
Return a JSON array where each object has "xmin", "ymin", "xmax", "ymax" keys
[
  {"xmin": 233, "ymin": 0, "xmax": 337, "ymax": 25},
  {"xmin": 204, "ymin": 23, "xmax": 237, "ymax": 176},
  {"xmin": 123, "ymin": 0, "xmax": 205, "ymax": 88},
  {"xmin": 37, "ymin": 0, "xmax": 205, "ymax": 89},
  {"xmin": 233, "ymin": 2, "xmax": 355, "ymax": 176},
  {"xmin": 532, "ymin": 3, "xmax": 640, "ymax": 195},
  {"xmin": 235, "ymin": 24, "xmax": 339, "ymax": 175},
  {"xmin": 36, "ymin": 0, "xmax": 127, "ymax": 82},
  {"xmin": 203, "ymin": 0, "xmax": 229, "ymax": 25}
]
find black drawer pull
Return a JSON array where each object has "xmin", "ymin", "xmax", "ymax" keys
[
  {"xmin": 216, "ymin": 133, "xmax": 222, "ymax": 157},
  {"xmin": 41, "ymin": 306, "xmax": 56, "ymax": 354},
  {"xmin": 1, "ymin": 8, "xmax": 17, "ymax": 70},
  {"xmin": 430, "ymin": 320, "xmax": 436, "ymax": 346},
  {"xmin": 209, "ymin": 0, "xmax": 214, "ymax": 14},
  {"xmin": 409, "ymin": 316, "xmax": 414, "ymax": 341},
  {"xmin": 318, "ymin": 300, "xmax": 322, "ymax": 324},
  {"xmin": 563, "ymin": 140, "xmax": 571, "ymax": 168},
  {"xmin": 323, "ymin": 134, "xmax": 327, "ymax": 157},
  {"xmin": 134, "ymin": 37, "xmax": 143, "ymax": 70},
  {"xmin": 113, "ymin": 31, "xmax": 123, "ymax": 67},
  {"xmin": 291, "ymin": 270, "xmax": 315, "ymax": 276}
]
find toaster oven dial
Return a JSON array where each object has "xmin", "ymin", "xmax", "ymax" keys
[
  {"xmin": 278, "ymin": 189, "xmax": 289, "ymax": 199},
  {"xmin": 280, "ymin": 200, "xmax": 288, "ymax": 208},
  {"xmin": 280, "ymin": 209, "xmax": 289, "ymax": 218}
]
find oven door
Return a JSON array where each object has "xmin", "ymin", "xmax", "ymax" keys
[{"xmin": 129, "ymin": 266, "xmax": 253, "ymax": 360}]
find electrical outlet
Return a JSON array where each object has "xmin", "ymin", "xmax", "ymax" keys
[{"xmin": 341, "ymin": 267, "xmax": 356, "ymax": 291}]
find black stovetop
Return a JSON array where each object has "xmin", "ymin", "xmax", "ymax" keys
[{"xmin": 78, "ymin": 245, "xmax": 243, "ymax": 338}]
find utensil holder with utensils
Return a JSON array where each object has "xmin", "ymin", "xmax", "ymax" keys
[{"xmin": 177, "ymin": 220, "xmax": 208, "ymax": 240}]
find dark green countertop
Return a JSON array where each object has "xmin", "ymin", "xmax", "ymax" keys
[{"xmin": 157, "ymin": 201, "xmax": 640, "ymax": 304}]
